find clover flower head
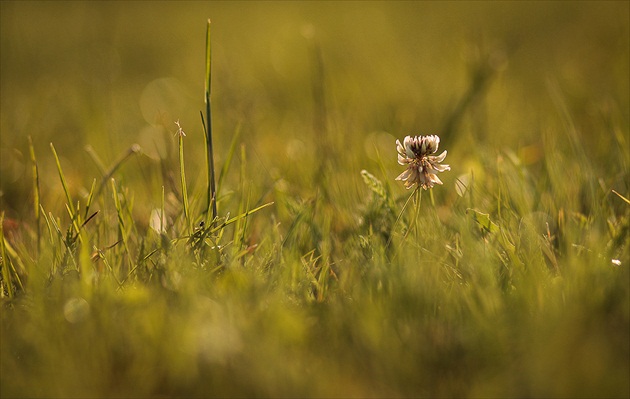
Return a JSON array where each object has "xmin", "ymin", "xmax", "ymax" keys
[{"xmin": 395, "ymin": 135, "xmax": 450, "ymax": 190}]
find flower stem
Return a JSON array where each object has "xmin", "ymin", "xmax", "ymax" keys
[
  {"xmin": 412, "ymin": 187, "xmax": 422, "ymax": 240},
  {"xmin": 385, "ymin": 186, "xmax": 419, "ymax": 250}
]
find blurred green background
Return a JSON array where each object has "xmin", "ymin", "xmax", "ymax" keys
[
  {"xmin": 2, "ymin": 1, "xmax": 627, "ymax": 218},
  {"xmin": 1, "ymin": 2, "xmax": 629, "ymax": 398}
]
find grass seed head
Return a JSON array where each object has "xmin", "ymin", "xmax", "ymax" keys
[{"xmin": 174, "ymin": 120, "xmax": 186, "ymax": 137}]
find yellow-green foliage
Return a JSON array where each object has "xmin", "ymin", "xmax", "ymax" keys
[{"xmin": 1, "ymin": 2, "xmax": 628, "ymax": 398}]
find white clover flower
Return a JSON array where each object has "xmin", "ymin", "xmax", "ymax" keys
[{"xmin": 395, "ymin": 135, "xmax": 450, "ymax": 190}]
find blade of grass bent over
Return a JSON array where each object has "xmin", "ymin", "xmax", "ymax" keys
[
  {"xmin": 204, "ymin": 202, "xmax": 274, "ymax": 235},
  {"xmin": 94, "ymin": 144, "xmax": 142, "ymax": 198}
]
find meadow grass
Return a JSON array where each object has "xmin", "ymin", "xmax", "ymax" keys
[{"xmin": 1, "ymin": 2, "xmax": 629, "ymax": 398}]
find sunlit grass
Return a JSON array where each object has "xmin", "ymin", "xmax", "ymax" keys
[{"xmin": 1, "ymin": 2, "xmax": 629, "ymax": 398}]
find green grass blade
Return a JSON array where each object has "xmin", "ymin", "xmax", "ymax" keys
[
  {"xmin": 161, "ymin": 185, "xmax": 165, "ymax": 234},
  {"xmin": 84, "ymin": 178, "xmax": 97, "ymax": 219},
  {"xmin": 204, "ymin": 19, "xmax": 218, "ymax": 222},
  {"xmin": 217, "ymin": 121, "xmax": 242, "ymax": 201},
  {"xmin": 50, "ymin": 143, "xmax": 76, "ymax": 217},
  {"xmin": 235, "ymin": 144, "xmax": 248, "ymax": 248},
  {"xmin": 210, "ymin": 202, "xmax": 274, "ymax": 234},
  {"xmin": 176, "ymin": 121, "xmax": 191, "ymax": 234},
  {"xmin": 95, "ymin": 144, "xmax": 142, "ymax": 198},
  {"xmin": 385, "ymin": 186, "xmax": 419, "ymax": 250},
  {"xmin": 39, "ymin": 205, "xmax": 54, "ymax": 246},
  {"xmin": 28, "ymin": 136, "xmax": 41, "ymax": 258},
  {"xmin": 84, "ymin": 144, "xmax": 107, "ymax": 176},
  {"xmin": 0, "ymin": 212, "xmax": 15, "ymax": 297},
  {"xmin": 110, "ymin": 178, "xmax": 134, "ymax": 279},
  {"xmin": 205, "ymin": 19, "xmax": 212, "ymax": 99}
]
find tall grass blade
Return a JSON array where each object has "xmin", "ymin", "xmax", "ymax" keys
[
  {"xmin": 204, "ymin": 19, "xmax": 218, "ymax": 222},
  {"xmin": 28, "ymin": 136, "xmax": 41, "ymax": 258},
  {"xmin": 40, "ymin": 206, "xmax": 54, "ymax": 246},
  {"xmin": 39, "ymin": 206, "xmax": 60, "ymax": 269},
  {"xmin": 110, "ymin": 178, "xmax": 134, "ymax": 279},
  {"xmin": 176, "ymin": 121, "xmax": 191, "ymax": 233},
  {"xmin": 84, "ymin": 178, "xmax": 97, "ymax": 219},
  {"xmin": 48, "ymin": 211, "xmax": 79, "ymax": 272},
  {"xmin": 217, "ymin": 122, "xmax": 242, "ymax": 200},
  {"xmin": 1, "ymin": 212, "xmax": 15, "ymax": 297},
  {"xmin": 50, "ymin": 143, "xmax": 77, "ymax": 218},
  {"xmin": 235, "ymin": 144, "xmax": 248, "ymax": 246},
  {"xmin": 161, "ymin": 185, "xmax": 165, "ymax": 234}
]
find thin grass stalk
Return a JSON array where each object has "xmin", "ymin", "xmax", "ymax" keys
[
  {"xmin": 84, "ymin": 179, "xmax": 97, "ymax": 220},
  {"xmin": 100, "ymin": 253, "xmax": 123, "ymax": 289},
  {"xmin": 28, "ymin": 136, "xmax": 41, "ymax": 258},
  {"xmin": 305, "ymin": 28, "xmax": 331, "ymax": 190},
  {"xmin": 119, "ymin": 251, "xmax": 153, "ymax": 287},
  {"xmin": 119, "ymin": 188, "xmax": 140, "ymax": 241},
  {"xmin": 84, "ymin": 144, "xmax": 107, "ymax": 176},
  {"xmin": 235, "ymin": 144, "xmax": 247, "ymax": 248},
  {"xmin": 64, "ymin": 204, "xmax": 83, "ymax": 245},
  {"xmin": 0, "ymin": 212, "xmax": 14, "ymax": 298},
  {"xmin": 49, "ymin": 213, "xmax": 79, "ymax": 272},
  {"xmin": 48, "ymin": 213, "xmax": 64, "ymax": 245},
  {"xmin": 217, "ymin": 122, "xmax": 242, "ymax": 200},
  {"xmin": 208, "ymin": 202, "xmax": 273, "ymax": 235},
  {"xmin": 94, "ymin": 144, "xmax": 141, "ymax": 198},
  {"xmin": 316, "ymin": 212, "xmax": 334, "ymax": 301},
  {"xmin": 386, "ymin": 186, "xmax": 419, "ymax": 250},
  {"xmin": 612, "ymin": 189, "xmax": 630, "ymax": 205},
  {"xmin": 110, "ymin": 178, "xmax": 134, "ymax": 279},
  {"xmin": 412, "ymin": 188, "xmax": 422, "ymax": 242},
  {"xmin": 50, "ymin": 143, "xmax": 78, "ymax": 225},
  {"xmin": 39, "ymin": 206, "xmax": 54, "ymax": 245},
  {"xmin": 204, "ymin": 19, "xmax": 218, "ymax": 222},
  {"xmin": 1, "ymin": 239, "xmax": 25, "ymax": 293},
  {"xmin": 161, "ymin": 185, "xmax": 165, "ymax": 234},
  {"xmin": 440, "ymin": 53, "xmax": 496, "ymax": 141},
  {"xmin": 40, "ymin": 207, "xmax": 58, "ymax": 268},
  {"xmin": 176, "ymin": 121, "xmax": 191, "ymax": 233}
]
